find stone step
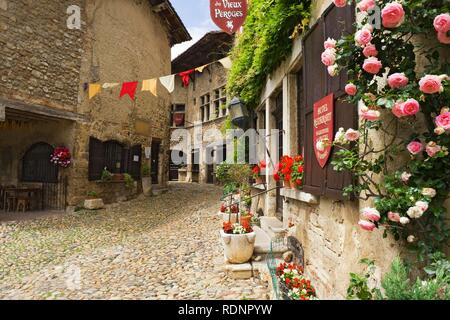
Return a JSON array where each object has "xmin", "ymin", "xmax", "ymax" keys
[
  {"xmin": 254, "ymin": 226, "xmax": 288, "ymax": 255},
  {"xmin": 260, "ymin": 216, "xmax": 289, "ymax": 240},
  {"xmin": 152, "ymin": 188, "xmax": 169, "ymax": 196}
]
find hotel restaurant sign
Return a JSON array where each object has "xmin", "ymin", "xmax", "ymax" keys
[
  {"xmin": 313, "ymin": 94, "xmax": 334, "ymax": 168},
  {"xmin": 210, "ymin": 0, "xmax": 247, "ymax": 34}
]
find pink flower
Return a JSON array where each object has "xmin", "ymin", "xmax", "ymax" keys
[
  {"xmin": 361, "ymin": 208, "xmax": 381, "ymax": 222},
  {"xmin": 407, "ymin": 141, "xmax": 423, "ymax": 155},
  {"xmin": 388, "ymin": 212, "xmax": 401, "ymax": 222},
  {"xmin": 345, "ymin": 83, "xmax": 357, "ymax": 96},
  {"xmin": 358, "ymin": 220, "xmax": 376, "ymax": 231},
  {"xmin": 359, "ymin": 107, "xmax": 381, "ymax": 121},
  {"xmin": 355, "ymin": 28, "xmax": 373, "ymax": 47},
  {"xmin": 328, "ymin": 64, "xmax": 339, "ymax": 77},
  {"xmin": 321, "ymin": 48, "xmax": 336, "ymax": 66},
  {"xmin": 419, "ymin": 75, "xmax": 444, "ymax": 94},
  {"xmin": 362, "ymin": 43, "xmax": 378, "ymax": 57},
  {"xmin": 363, "ymin": 57, "xmax": 382, "ymax": 74},
  {"xmin": 400, "ymin": 98, "xmax": 420, "ymax": 116},
  {"xmin": 345, "ymin": 128, "xmax": 360, "ymax": 141},
  {"xmin": 333, "ymin": 0, "xmax": 347, "ymax": 8},
  {"xmin": 401, "ymin": 172, "xmax": 411, "ymax": 183},
  {"xmin": 387, "ymin": 73, "xmax": 409, "ymax": 89},
  {"xmin": 437, "ymin": 31, "xmax": 450, "ymax": 44},
  {"xmin": 433, "ymin": 13, "xmax": 450, "ymax": 33},
  {"xmin": 324, "ymin": 37, "xmax": 337, "ymax": 49},
  {"xmin": 425, "ymin": 142, "xmax": 441, "ymax": 157},
  {"xmin": 357, "ymin": 0, "xmax": 376, "ymax": 12},
  {"xmin": 435, "ymin": 112, "xmax": 450, "ymax": 130},
  {"xmin": 392, "ymin": 101, "xmax": 405, "ymax": 118},
  {"xmin": 415, "ymin": 201, "xmax": 429, "ymax": 213},
  {"xmin": 381, "ymin": 2, "xmax": 405, "ymax": 28}
]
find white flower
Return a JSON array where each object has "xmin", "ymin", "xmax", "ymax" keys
[
  {"xmin": 327, "ymin": 64, "xmax": 339, "ymax": 77},
  {"xmin": 401, "ymin": 172, "xmax": 411, "ymax": 183},
  {"xmin": 334, "ymin": 127, "xmax": 347, "ymax": 145},
  {"xmin": 407, "ymin": 235, "xmax": 416, "ymax": 243},
  {"xmin": 415, "ymin": 201, "xmax": 429, "ymax": 213},
  {"xmin": 407, "ymin": 206, "xmax": 423, "ymax": 219},
  {"xmin": 421, "ymin": 188, "xmax": 437, "ymax": 198},
  {"xmin": 400, "ymin": 217, "xmax": 410, "ymax": 225}
]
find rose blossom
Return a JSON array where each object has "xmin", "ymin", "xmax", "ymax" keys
[
  {"xmin": 388, "ymin": 211, "xmax": 401, "ymax": 222},
  {"xmin": 328, "ymin": 64, "xmax": 339, "ymax": 77},
  {"xmin": 401, "ymin": 172, "xmax": 411, "ymax": 183},
  {"xmin": 433, "ymin": 13, "xmax": 450, "ymax": 33},
  {"xmin": 355, "ymin": 28, "xmax": 372, "ymax": 47},
  {"xmin": 334, "ymin": 127, "xmax": 347, "ymax": 144},
  {"xmin": 333, "ymin": 0, "xmax": 347, "ymax": 8},
  {"xmin": 345, "ymin": 128, "xmax": 360, "ymax": 141},
  {"xmin": 415, "ymin": 201, "xmax": 429, "ymax": 212},
  {"xmin": 388, "ymin": 73, "xmax": 409, "ymax": 89},
  {"xmin": 406, "ymin": 141, "xmax": 423, "ymax": 155},
  {"xmin": 361, "ymin": 208, "xmax": 381, "ymax": 222},
  {"xmin": 357, "ymin": 0, "xmax": 376, "ymax": 12},
  {"xmin": 321, "ymin": 48, "xmax": 336, "ymax": 66},
  {"xmin": 407, "ymin": 235, "xmax": 416, "ymax": 243},
  {"xmin": 435, "ymin": 111, "xmax": 450, "ymax": 130},
  {"xmin": 358, "ymin": 220, "xmax": 376, "ymax": 231},
  {"xmin": 363, "ymin": 57, "xmax": 382, "ymax": 74},
  {"xmin": 362, "ymin": 43, "xmax": 378, "ymax": 58},
  {"xmin": 324, "ymin": 37, "xmax": 337, "ymax": 49},
  {"xmin": 422, "ymin": 188, "xmax": 437, "ymax": 198},
  {"xmin": 419, "ymin": 75, "xmax": 444, "ymax": 94},
  {"xmin": 425, "ymin": 141, "xmax": 442, "ymax": 157},
  {"xmin": 345, "ymin": 83, "xmax": 357, "ymax": 96},
  {"xmin": 392, "ymin": 101, "xmax": 405, "ymax": 118},
  {"xmin": 437, "ymin": 31, "xmax": 450, "ymax": 44},
  {"xmin": 400, "ymin": 98, "xmax": 420, "ymax": 116},
  {"xmin": 399, "ymin": 217, "xmax": 410, "ymax": 225},
  {"xmin": 435, "ymin": 127, "xmax": 446, "ymax": 135},
  {"xmin": 381, "ymin": 2, "xmax": 405, "ymax": 28},
  {"xmin": 407, "ymin": 206, "xmax": 423, "ymax": 219},
  {"xmin": 359, "ymin": 107, "xmax": 381, "ymax": 121}
]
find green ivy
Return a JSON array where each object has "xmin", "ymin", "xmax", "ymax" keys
[{"xmin": 227, "ymin": 0, "xmax": 312, "ymax": 108}]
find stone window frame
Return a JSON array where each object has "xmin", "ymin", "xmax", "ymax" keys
[
  {"xmin": 200, "ymin": 93, "xmax": 211, "ymax": 122},
  {"xmin": 213, "ymin": 86, "xmax": 227, "ymax": 118}
]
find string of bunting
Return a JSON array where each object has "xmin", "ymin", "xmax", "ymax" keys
[{"xmin": 88, "ymin": 57, "xmax": 232, "ymax": 101}]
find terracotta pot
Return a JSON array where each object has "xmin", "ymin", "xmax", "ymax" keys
[
  {"xmin": 112, "ymin": 174, "xmax": 124, "ymax": 182},
  {"xmin": 283, "ymin": 180, "xmax": 292, "ymax": 189},
  {"xmin": 255, "ymin": 177, "xmax": 264, "ymax": 184},
  {"xmin": 220, "ymin": 230, "xmax": 256, "ymax": 264},
  {"xmin": 240, "ymin": 215, "xmax": 252, "ymax": 226}
]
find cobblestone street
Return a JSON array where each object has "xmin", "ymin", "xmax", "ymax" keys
[{"xmin": 0, "ymin": 183, "xmax": 270, "ymax": 300}]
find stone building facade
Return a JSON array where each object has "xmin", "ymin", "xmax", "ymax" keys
[
  {"xmin": 170, "ymin": 31, "xmax": 233, "ymax": 184},
  {"xmin": 0, "ymin": 0, "xmax": 190, "ymax": 208}
]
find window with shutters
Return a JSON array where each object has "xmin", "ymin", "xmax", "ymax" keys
[{"xmin": 301, "ymin": 4, "xmax": 356, "ymax": 200}]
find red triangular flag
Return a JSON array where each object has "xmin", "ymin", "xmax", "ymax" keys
[
  {"xmin": 120, "ymin": 81, "xmax": 138, "ymax": 100},
  {"xmin": 178, "ymin": 69, "xmax": 195, "ymax": 88}
]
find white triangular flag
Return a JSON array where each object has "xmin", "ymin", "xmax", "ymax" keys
[
  {"xmin": 102, "ymin": 83, "xmax": 120, "ymax": 89},
  {"xmin": 159, "ymin": 75, "xmax": 175, "ymax": 93},
  {"xmin": 219, "ymin": 57, "xmax": 232, "ymax": 69}
]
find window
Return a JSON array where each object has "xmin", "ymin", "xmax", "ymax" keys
[
  {"xmin": 213, "ymin": 86, "xmax": 227, "ymax": 118},
  {"xmin": 200, "ymin": 93, "xmax": 210, "ymax": 122},
  {"xmin": 104, "ymin": 141, "xmax": 124, "ymax": 174},
  {"xmin": 22, "ymin": 142, "xmax": 58, "ymax": 183},
  {"xmin": 191, "ymin": 149, "xmax": 200, "ymax": 173}
]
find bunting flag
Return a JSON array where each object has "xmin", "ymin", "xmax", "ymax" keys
[
  {"xmin": 195, "ymin": 64, "xmax": 208, "ymax": 73},
  {"xmin": 179, "ymin": 69, "xmax": 195, "ymax": 88},
  {"xmin": 89, "ymin": 84, "xmax": 101, "ymax": 99},
  {"xmin": 102, "ymin": 83, "xmax": 120, "ymax": 89},
  {"xmin": 120, "ymin": 81, "xmax": 139, "ymax": 100},
  {"xmin": 219, "ymin": 57, "xmax": 232, "ymax": 69},
  {"xmin": 142, "ymin": 79, "xmax": 158, "ymax": 96},
  {"xmin": 159, "ymin": 75, "xmax": 175, "ymax": 93}
]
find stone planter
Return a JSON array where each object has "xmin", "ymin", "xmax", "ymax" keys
[
  {"xmin": 220, "ymin": 230, "xmax": 256, "ymax": 264},
  {"xmin": 142, "ymin": 177, "xmax": 151, "ymax": 196},
  {"xmin": 84, "ymin": 198, "xmax": 105, "ymax": 210}
]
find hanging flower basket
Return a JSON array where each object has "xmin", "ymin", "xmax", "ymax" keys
[{"xmin": 50, "ymin": 146, "xmax": 71, "ymax": 168}]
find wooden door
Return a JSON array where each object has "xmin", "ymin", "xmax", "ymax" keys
[{"xmin": 151, "ymin": 140, "xmax": 160, "ymax": 184}]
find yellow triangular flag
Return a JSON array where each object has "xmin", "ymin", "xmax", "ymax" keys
[
  {"xmin": 142, "ymin": 79, "xmax": 158, "ymax": 96},
  {"xmin": 195, "ymin": 65, "xmax": 208, "ymax": 73},
  {"xmin": 89, "ymin": 84, "xmax": 101, "ymax": 99}
]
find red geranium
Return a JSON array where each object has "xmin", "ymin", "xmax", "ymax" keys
[
  {"xmin": 291, "ymin": 154, "xmax": 305, "ymax": 189},
  {"xmin": 223, "ymin": 221, "xmax": 233, "ymax": 233},
  {"xmin": 273, "ymin": 155, "xmax": 294, "ymax": 182}
]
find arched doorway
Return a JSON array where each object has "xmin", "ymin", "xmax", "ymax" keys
[{"xmin": 22, "ymin": 142, "xmax": 58, "ymax": 183}]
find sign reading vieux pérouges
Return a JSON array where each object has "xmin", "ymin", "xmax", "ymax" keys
[
  {"xmin": 210, "ymin": 0, "xmax": 247, "ymax": 34},
  {"xmin": 313, "ymin": 94, "xmax": 334, "ymax": 168}
]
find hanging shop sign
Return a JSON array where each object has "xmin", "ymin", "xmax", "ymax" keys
[
  {"xmin": 313, "ymin": 94, "xmax": 334, "ymax": 168},
  {"xmin": 210, "ymin": 0, "xmax": 247, "ymax": 34},
  {"xmin": 173, "ymin": 112, "xmax": 185, "ymax": 126}
]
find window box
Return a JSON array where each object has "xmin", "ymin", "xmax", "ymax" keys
[{"xmin": 280, "ymin": 188, "xmax": 319, "ymax": 205}]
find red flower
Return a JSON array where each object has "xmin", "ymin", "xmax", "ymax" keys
[
  {"xmin": 297, "ymin": 165, "xmax": 304, "ymax": 173},
  {"xmin": 252, "ymin": 165, "xmax": 260, "ymax": 174},
  {"xmin": 220, "ymin": 204, "xmax": 226, "ymax": 213},
  {"xmin": 296, "ymin": 179, "xmax": 302, "ymax": 186},
  {"xmin": 223, "ymin": 221, "xmax": 233, "ymax": 233},
  {"xmin": 259, "ymin": 160, "xmax": 267, "ymax": 169},
  {"xmin": 273, "ymin": 173, "xmax": 280, "ymax": 181}
]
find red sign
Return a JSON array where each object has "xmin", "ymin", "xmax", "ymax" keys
[
  {"xmin": 313, "ymin": 94, "xmax": 334, "ymax": 168},
  {"xmin": 210, "ymin": 0, "xmax": 247, "ymax": 34}
]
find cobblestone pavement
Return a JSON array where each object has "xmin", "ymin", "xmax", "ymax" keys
[{"xmin": 0, "ymin": 183, "xmax": 270, "ymax": 300}]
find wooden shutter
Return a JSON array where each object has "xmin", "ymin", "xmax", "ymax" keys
[
  {"xmin": 88, "ymin": 137, "xmax": 105, "ymax": 181},
  {"xmin": 128, "ymin": 144, "xmax": 142, "ymax": 180},
  {"xmin": 302, "ymin": 4, "xmax": 356, "ymax": 200}
]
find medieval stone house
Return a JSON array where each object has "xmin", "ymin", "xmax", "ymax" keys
[
  {"xmin": 0, "ymin": 0, "xmax": 190, "ymax": 209},
  {"xmin": 169, "ymin": 31, "xmax": 233, "ymax": 184}
]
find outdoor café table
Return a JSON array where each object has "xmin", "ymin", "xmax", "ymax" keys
[{"xmin": 3, "ymin": 187, "xmax": 43, "ymax": 211}]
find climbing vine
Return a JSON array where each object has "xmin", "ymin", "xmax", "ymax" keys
[
  {"xmin": 325, "ymin": 0, "xmax": 450, "ymax": 260},
  {"xmin": 227, "ymin": 0, "xmax": 312, "ymax": 108}
]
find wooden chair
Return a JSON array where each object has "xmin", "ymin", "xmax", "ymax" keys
[{"xmin": 5, "ymin": 194, "xmax": 17, "ymax": 212}]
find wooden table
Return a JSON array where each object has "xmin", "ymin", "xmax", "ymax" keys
[{"xmin": 2, "ymin": 187, "xmax": 43, "ymax": 212}]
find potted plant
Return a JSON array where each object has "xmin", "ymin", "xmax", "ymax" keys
[
  {"xmin": 141, "ymin": 163, "xmax": 151, "ymax": 195},
  {"xmin": 101, "ymin": 167, "xmax": 113, "ymax": 182},
  {"xmin": 290, "ymin": 155, "xmax": 304, "ymax": 189},
  {"xmin": 239, "ymin": 210, "xmax": 253, "ymax": 226},
  {"xmin": 276, "ymin": 262, "xmax": 317, "ymax": 300},
  {"xmin": 220, "ymin": 220, "xmax": 256, "ymax": 264},
  {"xmin": 50, "ymin": 146, "xmax": 72, "ymax": 168},
  {"xmin": 252, "ymin": 160, "xmax": 266, "ymax": 184},
  {"xmin": 124, "ymin": 173, "xmax": 135, "ymax": 189},
  {"xmin": 84, "ymin": 191, "xmax": 104, "ymax": 210},
  {"xmin": 273, "ymin": 156, "xmax": 294, "ymax": 188}
]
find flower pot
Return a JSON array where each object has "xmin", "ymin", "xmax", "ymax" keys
[
  {"xmin": 84, "ymin": 198, "xmax": 104, "ymax": 210},
  {"xmin": 141, "ymin": 176, "xmax": 151, "ymax": 196},
  {"xmin": 255, "ymin": 177, "xmax": 264, "ymax": 184},
  {"xmin": 220, "ymin": 230, "xmax": 256, "ymax": 264},
  {"xmin": 112, "ymin": 174, "xmax": 124, "ymax": 182},
  {"xmin": 240, "ymin": 215, "xmax": 252, "ymax": 226}
]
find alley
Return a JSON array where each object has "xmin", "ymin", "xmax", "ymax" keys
[{"xmin": 0, "ymin": 183, "xmax": 270, "ymax": 300}]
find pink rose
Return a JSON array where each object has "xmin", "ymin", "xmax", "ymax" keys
[
  {"xmin": 360, "ymin": 107, "xmax": 381, "ymax": 121},
  {"xmin": 407, "ymin": 141, "xmax": 423, "ymax": 155},
  {"xmin": 361, "ymin": 208, "xmax": 381, "ymax": 222},
  {"xmin": 426, "ymin": 142, "xmax": 441, "ymax": 157},
  {"xmin": 435, "ymin": 112, "xmax": 450, "ymax": 130},
  {"xmin": 388, "ymin": 212, "xmax": 401, "ymax": 222},
  {"xmin": 392, "ymin": 101, "xmax": 405, "ymax": 118},
  {"xmin": 358, "ymin": 220, "xmax": 376, "ymax": 231},
  {"xmin": 333, "ymin": 0, "xmax": 347, "ymax": 7},
  {"xmin": 419, "ymin": 75, "xmax": 444, "ymax": 94},
  {"xmin": 324, "ymin": 37, "xmax": 337, "ymax": 49},
  {"xmin": 321, "ymin": 48, "xmax": 336, "ymax": 66},
  {"xmin": 357, "ymin": 0, "xmax": 376, "ymax": 12},
  {"xmin": 433, "ymin": 13, "xmax": 450, "ymax": 33},
  {"xmin": 362, "ymin": 43, "xmax": 378, "ymax": 57},
  {"xmin": 355, "ymin": 28, "xmax": 372, "ymax": 47},
  {"xmin": 345, "ymin": 83, "xmax": 357, "ymax": 96},
  {"xmin": 363, "ymin": 57, "xmax": 382, "ymax": 74},
  {"xmin": 437, "ymin": 31, "xmax": 450, "ymax": 44},
  {"xmin": 388, "ymin": 73, "xmax": 409, "ymax": 89},
  {"xmin": 381, "ymin": 2, "xmax": 405, "ymax": 28},
  {"xmin": 345, "ymin": 128, "xmax": 360, "ymax": 141},
  {"xmin": 400, "ymin": 99, "xmax": 420, "ymax": 116}
]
